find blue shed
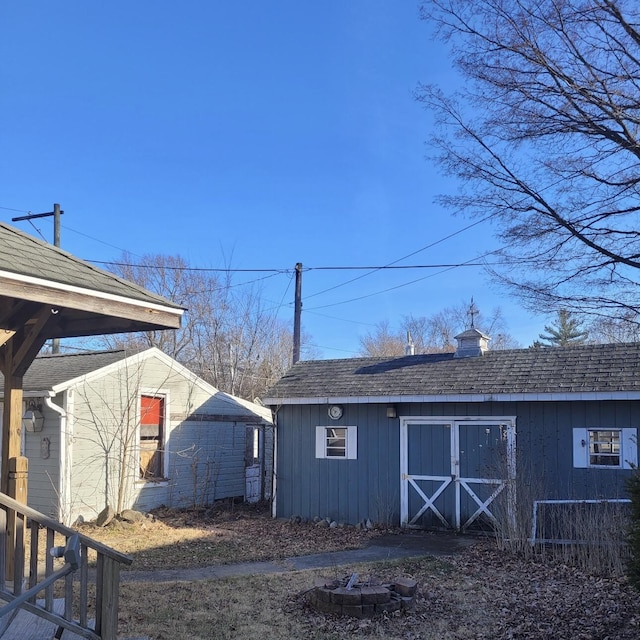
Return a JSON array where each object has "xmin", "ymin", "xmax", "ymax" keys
[{"xmin": 264, "ymin": 331, "xmax": 640, "ymax": 534}]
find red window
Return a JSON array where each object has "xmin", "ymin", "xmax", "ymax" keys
[{"xmin": 139, "ymin": 395, "xmax": 165, "ymax": 480}]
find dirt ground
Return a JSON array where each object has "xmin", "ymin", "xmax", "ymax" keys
[
  {"xmin": 77, "ymin": 502, "xmax": 385, "ymax": 570},
  {"xmin": 79, "ymin": 503, "xmax": 640, "ymax": 639}
]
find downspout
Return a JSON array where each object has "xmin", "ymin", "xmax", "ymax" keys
[
  {"xmin": 260, "ymin": 423, "xmax": 266, "ymax": 502},
  {"xmin": 270, "ymin": 410, "xmax": 277, "ymax": 519},
  {"xmin": 44, "ymin": 394, "xmax": 70, "ymax": 524}
]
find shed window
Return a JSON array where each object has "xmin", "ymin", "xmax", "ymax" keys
[
  {"xmin": 315, "ymin": 426, "xmax": 357, "ymax": 460},
  {"xmin": 140, "ymin": 395, "xmax": 165, "ymax": 480},
  {"xmin": 573, "ymin": 427, "xmax": 637, "ymax": 469},
  {"xmin": 589, "ymin": 430, "xmax": 620, "ymax": 467}
]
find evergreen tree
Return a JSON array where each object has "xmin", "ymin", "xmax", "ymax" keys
[{"xmin": 538, "ymin": 310, "xmax": 588, "ymax": 347}]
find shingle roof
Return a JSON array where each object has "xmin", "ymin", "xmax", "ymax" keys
[
  {"xmin": 0, "ymin": 350, "xmax": 132, "ymax": 392},
  {"xmin": 0, "ymin": 222, "xmax": 182, "ymax": 309},
  {"xmin": 264, "ymin": 342, "xmax": 640, "ymax": 401},
  {"xmin": 0, "ymin": 348, "xmax": 273, "ymax": 422}
]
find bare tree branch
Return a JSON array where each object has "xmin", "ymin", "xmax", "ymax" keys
[
  {"xmin": 101, "ymin": 253, "xmax": 295, "ymax": 400},
  {"xmin": 358, "ymin": 302, "xmax": 519, "ymax": 356},
  {"xmin": 419, "ymin": 0, "xmax": 640, "ymax": 315}
]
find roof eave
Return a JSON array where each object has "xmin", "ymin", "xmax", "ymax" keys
[
  {"xmin": 0, "ymin": 271, "xmax": 184, "ymax": 334},
  {"xmin": 264, "ymin": 390, "xmax": 640, "ymax": 405}
]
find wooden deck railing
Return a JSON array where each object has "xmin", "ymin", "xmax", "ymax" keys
[{"xmin": 0, "ymin": 493, "xmax": 132, "ymax": 640}]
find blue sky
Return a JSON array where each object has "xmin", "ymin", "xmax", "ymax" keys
[{"xmin": 0, "ymin": 1, "xmax": 545, "ymax": 358}]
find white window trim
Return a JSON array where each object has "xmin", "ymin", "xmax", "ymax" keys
[
  {"xmin": 573, "ymin": 427, "xmax": 637, "ymax": 469},
  {"xmin": 136, "ymin": 389, "xmax": 170, "ymax": 485},
  {"xmin": 315, "ymin": 425, "xmax": 357, "ymax": 460}
]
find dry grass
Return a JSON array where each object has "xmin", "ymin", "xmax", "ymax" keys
[
  {"xmin": 75, "ymin": 502, "xmax": 385, "ymax": 571},
  {"xmin": 32, "ymin": 502, "xmax": 640, "ymax": 639},
  {"xmin": 115, "ymin": 549, "xmax": 640, "ymax": 640}
]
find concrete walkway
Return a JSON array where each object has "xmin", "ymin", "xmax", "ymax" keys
[
  {"xmin": 0, "ymin": 532, "xmax": 478, "ymax": 639},
  {"xmin": 119, "ymin": 531, "xmax": 479, "ymax": 583}
]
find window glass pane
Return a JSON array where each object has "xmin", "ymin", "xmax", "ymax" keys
[
  {"xmin": 588, "ymin": 430, "xmax": 621, "ymax": 466},
  {"xmin": 326, "ymin": 427, "xmax": 346, "ymax": 457},
  {"xmin": 253, "ymin": 428, "xmax": 260, "ymax": 460}
]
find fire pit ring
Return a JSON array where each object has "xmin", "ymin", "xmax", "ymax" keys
[{"xmin": 307, "ymin": 574, "xmax": 418, "ymax": 618}]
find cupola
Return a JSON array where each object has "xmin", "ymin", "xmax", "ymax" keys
[{"xmin": 454, "ymin": 327, "xmax": 490, "ymax": 358}]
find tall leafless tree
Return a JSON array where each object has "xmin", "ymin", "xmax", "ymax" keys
[
  {"xmin": 418, "ymin": 0, "xmax": 640, "ymax": 319},
  {"xmin": 359, "ymin": 303, "xmax": 518, "ymax": 356},
  {"xmin": 100, "ymin": 253, "xmax": 295, "ymax": 400},
  {"xmin": 587, "ymin": 310, "xmax": 640, "ymax": 343},
  {"xmin": 359, "ymin": 320, "xmax": 407, "ymax": 357}
]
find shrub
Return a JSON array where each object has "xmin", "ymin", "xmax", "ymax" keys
[
  {"xmin": 625, "ymin": 464, "xmax": 640, "ymax": 589},
  {"xmin": 491, "ymin": 458, "xmax": 630, "ymax": 577}
]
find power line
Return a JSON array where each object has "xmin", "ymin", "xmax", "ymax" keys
[
  {"xmin": 0, "ymin": 205, "xmax": 30, "ymax": 213},
  {"xmin": 26, "ymin": 221, "xmax": 48, "ymax": 243},
  {"xmin": 90, "ymin": 260, "xmax": 289, "ymax": 273},
  {"xmin": 303, "ymin": 215, "xmax": 494, "ymax": 300},
  {"xmin": 88, "ymin": 260, "xmax": 488, "ymax": 273},
  {"xmin": 257, "ymin": 270, "xmax": 296, "ymax": 338},
  {"xmin": 65, "ymin": 225, "xmax": 144, "ymax": 258},
  {"xmin": 305, "ymin": 250, "xmax": 500, "ymax": 311},
  {"xmin": 83, "ymin": 215, "xmax": 494, "ymax": 276},
  {"xmin": 5, "ymin": 212, "xmax": 493, "ymax": 276},
  {"xmin": 6, "ymin": 204, "xmax": 501, "ymax": 319},
  {"xmin": 303, "ymin": 309, "xmax": 379, "ymax": 327},
  {"xmin": 308, "ymin": 263, "xmax": 488, "ymax": 270},
  {"xmin": 306, "ymin": 343, "xmax": 361, "ymax": 356}
]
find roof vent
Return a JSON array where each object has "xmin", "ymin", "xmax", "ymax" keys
[
  {"xmin": 405, "ymin": 331, "xmax": 415, "ymax": 356},
  {"xmin": 454, "ymin": 328, "xmax": 490, "ymax": 358}
]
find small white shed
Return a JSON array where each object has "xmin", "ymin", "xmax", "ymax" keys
[{"xmin": 0, "ymin": 347, "xmax": 273, "ymax": 524}]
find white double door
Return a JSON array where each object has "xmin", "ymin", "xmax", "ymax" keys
[{"xmin": 400, "ymin": 418, "xmax": 516, "ymax": 531}]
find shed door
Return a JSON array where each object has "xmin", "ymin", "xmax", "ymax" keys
[
  {"xmin": 400, "ymin": 419, "xmax": 516, "ymax": 531},
  {"xmin": 245, "ymin": 426, "xmax": 262, "ymax": 503}
]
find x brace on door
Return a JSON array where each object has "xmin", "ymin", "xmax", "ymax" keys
[
  {"xmin": 458, "ymin": 479, "xmax": 506, "ymax": 529},
  {"xmin": 407, "ymin": 475, "xmax": 451, "ymax": 527}
]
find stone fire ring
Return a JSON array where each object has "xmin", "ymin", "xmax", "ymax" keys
[{"xmin": 307, "ymin": 577, "xmax": 418, "ymax": 618}]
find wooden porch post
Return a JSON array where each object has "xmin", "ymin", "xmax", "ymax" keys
[
  {"xmin": 0, "ymin": 340, "xmax": 26, "ymax": 496},
  {"xmin": 1, "ymin": 308, "xmax": 50, "ymax": 497},
  {"xmin": 6, "ymin": 457, "xmax": 27, "ymax": 584},
  {"xmin": 1, "ymin": 371, "xmax": 24, "ymax": 496},
  {"xmin": 2, "ymin": 339, "xmax": 30, "ymax": 582}
]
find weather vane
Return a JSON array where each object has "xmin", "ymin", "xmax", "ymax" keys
[{"xmin": 468, "ymin": 297, "xmax": 479, "ymax": 328}]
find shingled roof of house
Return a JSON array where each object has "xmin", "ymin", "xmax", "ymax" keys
[
  {"xmin": 0, "ymin": 222, "xmax": 182, "ymax": 310},
  {"xmin": 264, "ymin": 342, "xmax": 640, "ymax": 403},
  {"xmin": 0, "ymin": 348, "xmax": 274, "ymax": 422},
  {"xmin": 0, "ymin": 350, "xmax": 134, "ymax": 393}
]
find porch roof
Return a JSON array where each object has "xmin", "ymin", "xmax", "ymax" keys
[{"xmin": 0, "ymin": 222, "xmax": 184, "ymax": 348}]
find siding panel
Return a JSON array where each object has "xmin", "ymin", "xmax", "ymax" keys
[
  {"xmin": 24, "ymin": 401, "xmax": 61, "ymax": 518},
  {"xmin": 274, "ymin": 398, "xmax": 639, "ymax": 527},
  {"xmin": 66, "ymin": 355, "xmax": 270, "ymax": 522}
]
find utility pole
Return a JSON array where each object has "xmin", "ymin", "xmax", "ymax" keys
[
  {"xmin": 293, "ymin": 263, "xmax": 302, "ymax": 365},
  {"xmin": 12, "ymin": 203, "xmax": 64, "ymax": 353},
  {"xmin": 53, "ymin": 202, "xmax": 61, "ymax": 248}
]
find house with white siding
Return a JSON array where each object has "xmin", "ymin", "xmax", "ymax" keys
[{"xmin": 0, "ymin": 347, "xmax": 273, "ymax": 524}]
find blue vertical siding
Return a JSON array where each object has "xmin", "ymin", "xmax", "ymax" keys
[
  {"xmin": 274, "ymin": 399, "xmax": 640, "ymax": 527},
  {"xmin": 275, "ymin": 403, "xmax": 401, "ymax": 524}
]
